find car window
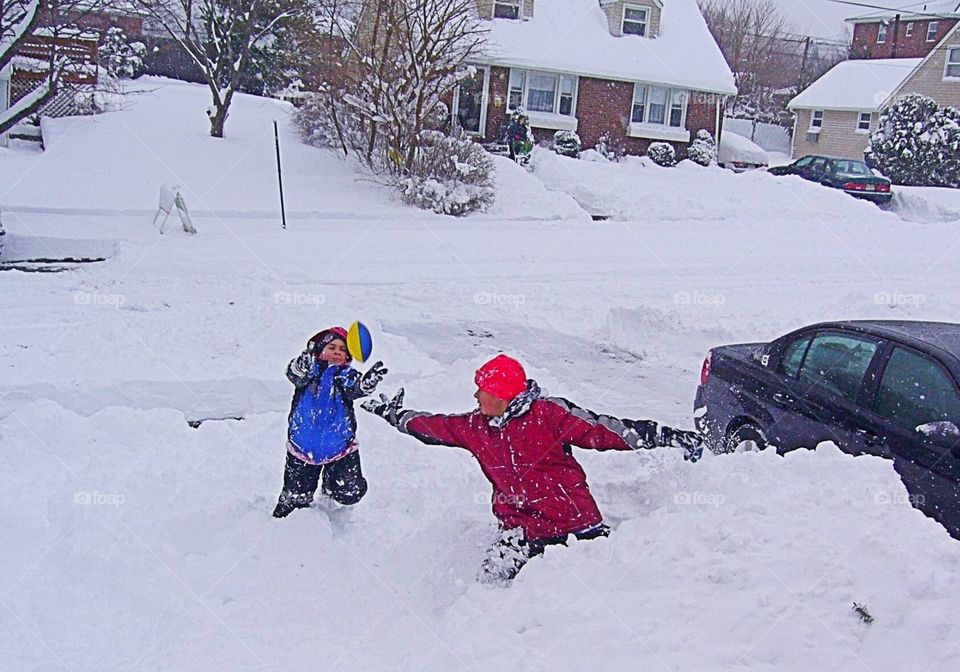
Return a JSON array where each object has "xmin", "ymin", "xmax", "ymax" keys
[
  {"xmin": 835, "ymin": 160, "xmax": 870, "ymax": 176},
  {"xmin": 809, "ymin": 158, "xmax": 828, "ymax": 173},
  {"xmin": 874, "ymin": 347, "xmax": 960, "ymax": 432},
  {"xmin": 794, "ymin": 156, "xmax": 813, "ymax": 168},
  {"xmin": 797, "ymin": 333, "xmax": 878, "ymax": 402},
  {"xmin": 778, "ymin": 336, "xmax": 811, "ymax": 379}
]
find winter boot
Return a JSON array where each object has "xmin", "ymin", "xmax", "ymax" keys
[
  {"xmin": 272, "ymin": 491, "xmax": 313, "ymax": 518},
  {"xmin": 478, "ymin": 527, "xmax": 531, "ymax": 586}
]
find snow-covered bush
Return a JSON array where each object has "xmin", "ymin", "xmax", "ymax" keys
[
  {"xmin": 866, "ymin": 94, "xmax": 960, "ymax": 188},
  {"xmin": 553, "ymin": 130, "xmax": 581, "ymax": 158},
  {"xmin": 400, "ymin": 130, "xmax": 494, "ymax": 216},
  {"xmin": 99, "ymin": 27, "xmax": 146, "ymax": 80},
  {"xmin": 595, "ymin": 131, "xmax": 626, "ymax": 162},
  {"xmin": 648, "ymin": 142, "xmax": 677, "ymax": 167},
  {"xmin": 294, "ymin": 93, "xmax": 339, "ymax": 149},
  {"xmin": 688, "ymin": 129, "xmax": 717, "ymax": 166}
]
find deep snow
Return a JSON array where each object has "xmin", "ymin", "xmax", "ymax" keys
[{"xmin": 3, "ymin": 79, "xmax": 960, "ymax": 672}]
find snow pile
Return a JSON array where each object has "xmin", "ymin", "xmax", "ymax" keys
[
  {"xmin": 719, "ymin": 130, "xmax": 769, "ymax": 167},
  {"xmin": 0, "ymin": 77, "xmax": 584, "ymax": 222},
  {"xmin": 788, "ymin": 59, "xmax": 922, "ymax": 112}
]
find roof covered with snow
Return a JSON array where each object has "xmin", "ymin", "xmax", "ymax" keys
[
  {"xmin": 480, "ymin": 0, "xmax": 737, "ymax": 95},
  {"xmin": 788, "ymin": 58, "xmax": 922, "ymax": 111},
  {"xmin": 846, "ymin": 0, "xmax": 960, "ymax": 22}
]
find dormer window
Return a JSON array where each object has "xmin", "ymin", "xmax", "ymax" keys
[
  {"xmin": 622, "ymin": 4, "xmax": 649, "ymax": 37},
  {"xmin": 494, "ymin": 0, "xmax": 522, "ymax": 19},
  {"xmin": 877, "ymin": 22, "xmax": 888, "ymax": 43}
]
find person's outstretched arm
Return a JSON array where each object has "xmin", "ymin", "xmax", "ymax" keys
[
  {"xmin": 543, "ymin": 397, "xmax": 703, "ymax": 461},
  {"xmin": 362, "ymin": 389, "xmax": 474, "ymax": 449}
]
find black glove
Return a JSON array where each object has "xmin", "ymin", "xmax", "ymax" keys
[
  {"xmin": 361, "ymin": 388, "xmax": 405, "ymax": 427},
  {"xmin": 659, "ymin": 426, "xmax": 704, "ymax": 463},
  {"xmin": 359, "ymin": 361, "xmax": 388, "ymax": 395}
]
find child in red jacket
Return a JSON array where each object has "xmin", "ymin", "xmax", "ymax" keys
[{"xmin": 363, "ymin": 354, "xmax": 701, "ymax": 583}]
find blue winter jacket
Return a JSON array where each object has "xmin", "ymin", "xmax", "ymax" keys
[{"xmin": 287, "ymin": 357, "xmax": 365, "ymax": 464}]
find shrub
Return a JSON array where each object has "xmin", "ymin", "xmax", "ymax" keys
[
  {"xmin": 553, "ymin": 130, "xmax": 581, "ymax": 158},
  {"xmin": 400, "ymin": 131, "xmax": 495, "ymax": 216},
  {"xmin": 648, "ymin": 142, "xmax": 677, "ymax": 167},
  {"xmin": 866, "ymin": 94, "xmax": 960, "ymax": 188},
  {"xmin": 595, "ymin": 131, "xmax": 626, "ymax": 161},
  {"xmin": 688, "ymin": 129, "xmax": 717, "ymax": 166},
  {"xmin": 99, "ymin": 27, "xmax": 146, "ymax": 80}
]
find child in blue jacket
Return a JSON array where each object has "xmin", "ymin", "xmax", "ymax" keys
[{"xmin": 273, "ymin": 327, "xmax": 387, "ymax": 518}]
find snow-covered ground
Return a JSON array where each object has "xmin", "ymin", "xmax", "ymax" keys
[{"xmin": 4, "ymin": 79, "xmax": 960, "ymax": 671}]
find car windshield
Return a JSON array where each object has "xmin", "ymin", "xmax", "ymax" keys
[{"xmin": 833, "ymin": 160, "xmax": 870, "ymax": 176}]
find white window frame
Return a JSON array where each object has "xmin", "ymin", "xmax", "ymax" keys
[
  {"xmin": 452, "ymin": 65, "xmax": 490, "ymax": 137},
  {"xmin": 493, "ymin": 0, "xmax": 522, "ymax": 20},
  {"xmin": 906, "ymin": 22, "xmax": 914, "ymax": 37},
  {"xmin": 856, "ymin": 111, "xmax": 872, "ymax": 134},
  {"xmin": 628, "ymin": 83, "xmax": 691, "ymax": 141},
  {"xmin": 809, "ymin": 109, "xmax": 824, "ymax": 132},
  {"xmin": 507, "ymin": 68, "xmax": 578, "ymax": 119},
  {"xmin": 877, "ymin": 22, "xmax": 888, "ymax": 44},
  {"xmin": 945, "ymin": 46, "xmax": 960, "ymax": 80},
  {"xmin": 621, "ymin": 4, "xmax": 649, "ymax": 37},
  {"xmin": 927, "ymin": 21, "xmax": 939, "ymax": 42}
]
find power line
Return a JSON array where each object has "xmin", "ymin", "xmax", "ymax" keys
[{"xmin": 825, "ymin": 0, "xmax": 960, "ymax": 20}]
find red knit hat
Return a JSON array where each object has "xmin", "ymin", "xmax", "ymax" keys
[
  {"xmin": 475, "ymin": 354, "xmax": 527, "ymax": 401},
  {"xmin": 309, "ymin": 327, "xmax": 351, "ymax": 362}
]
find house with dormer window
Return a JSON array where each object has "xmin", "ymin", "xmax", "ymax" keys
[
  {"xmin": 848, "ymin": 0, "xmax": 958, "ymax": 60},
  {"xmin": 452, "ymin": 0, "xmax": 736, "ymax": 157}
]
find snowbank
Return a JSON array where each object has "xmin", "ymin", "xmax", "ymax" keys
[{"xmin": 0, "ymin": 78, "xmax": 583, "ymax": 222}]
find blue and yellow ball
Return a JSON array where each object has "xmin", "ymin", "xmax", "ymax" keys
[{"xmin": 347, "ymin": 321, "xmax": 373, "ymax": 363}]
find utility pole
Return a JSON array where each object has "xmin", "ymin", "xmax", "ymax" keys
[
  {"xmin": 891, "ymin": 13, "xmax": 901, "ymax": 58},
  {"xmin": 799, "ymin": 36, "xmax": 812, "ymax": 91}
]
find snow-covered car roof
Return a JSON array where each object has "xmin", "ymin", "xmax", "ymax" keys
[
  {"xmin": 845, "ymin": 0, "xmax": 960, "ymax": 22},
  {"xmin": 718, "ymin": 131, "xmax": 768, "ymax": 166},
  {"xmin": 787, "ymin": 58, "xmax": 922, "ymax": 112},
  {"xmin": 480, "ymin": 0, "xmax": 737, "ymax": 95}
]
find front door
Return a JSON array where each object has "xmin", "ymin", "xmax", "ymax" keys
[{"xmin": 454, "ymin": 66, "xmax": 489, "ymax": 136}]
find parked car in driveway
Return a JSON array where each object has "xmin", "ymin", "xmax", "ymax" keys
[
  {"xmin": 718, "ymin": 131, "xmax": 768, "ymax": 172},
  {"xmin": 768, "ymin": 155, "xmax": 893, "ymax": 204},
  {"xmin": 694, "ymin": 321, "xmax": 960, "ymax": 537}
]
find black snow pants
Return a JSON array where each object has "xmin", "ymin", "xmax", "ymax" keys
[{"xmin": 281, "ymin": 450, "xmax": 368, "ymax": 506}]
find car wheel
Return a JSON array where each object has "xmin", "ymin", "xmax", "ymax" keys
[{"xmin": 723, "ymin": 423, "xmax": 768, "ymax": 453}]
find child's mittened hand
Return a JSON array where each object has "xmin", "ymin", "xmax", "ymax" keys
[
  {"xmin": 361, "ymin": 388, "xmax": 404, "ymax": 426},
  {"xmin": 359, "ymin": 361, "xmax": 388, "ymax": 395},
  {"xmin": 292, "ymin": 350, "xmax": 314, "ymax": 378}
]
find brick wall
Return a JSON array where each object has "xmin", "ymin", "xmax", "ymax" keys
[
  {"xmin": 851, "ymin": 18, "xmax": 957, "ymax": 59},
  {"xmin": 479, "ymin": 67, "xmax": 721, "ymax": 157}
]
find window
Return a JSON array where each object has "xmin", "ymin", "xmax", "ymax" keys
[
  {"xmin": 834, "ymin": 160, "xmax": 870, "ymax": 176},
  {"xmin": 794, "ymin": 156, "xmax": 814, "ymax": 168},
  {"xmin": 797, "ymin": 333, "xmax": 878, "ymax": 403},
  {"xmin": 632, "ymin": 84, "xmax": 688, "ymax": 128},
  {"xmin": 508, "ymin": 69, "xmax": 525, "ymax": 110},
  {"xmin": 947, "ymin": 47, "xmax": 960, "ymax": 79},
  {"xmin": 494, "ymin": 0, "xmax": 521, "ymax": 19},
  {"xmin": 857, "ymin": 111, "xmax": 872, "ymax": 132},
  {"xmin": 631, "ymin": 85, "xmax": 647, "ymax": 123},
  {"xmin": 810, "ymin": 110, "xmax": 824, "ymax": 129},
  {"xmin": 875, "ymin": 348, "xmax": 960, "ymax": 432},
  {"xmin": 779, "ymin": 336, "xmax": 812, "ymax": 379},
  {"xmin": 508, "ymin": 69, "xmax": 577, "ymax": 117},
  {"xmin": 622, "ymin": 5, "xmax": 649, "ymax": 36},
  {"xmin": 906, "ymin": 22, "xmax": 914, "ymax": 37},
  {"xmin": 878, "ymin": 22, "xmax": 888, "ymax": 43},
  {"xmin": 927, "ymin": 21, "xmax": 939, "ymax": 42}
]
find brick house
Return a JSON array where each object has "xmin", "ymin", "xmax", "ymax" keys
[
  {"xmin": 787, "ymin": 1, "xmax": 960, "ymax": 160},
  {"xmin": 452, "ymin": 0, "xmax": 736, "ymax": 157}
]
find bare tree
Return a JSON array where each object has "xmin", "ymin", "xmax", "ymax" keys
[
  {"xmin": 317, "ymin": 0, "xmax": 487, "ymax": 173},
  {"xmin": 699, "ymin": 0, "xmax": 797, "ymax": 120},
  {"xmin": 133, "ymin": 0, "xmax": 302, "ymax": 137},
  {"xmin": 0, "ymin": 0, "xmax": 99, "ymax": 134}
]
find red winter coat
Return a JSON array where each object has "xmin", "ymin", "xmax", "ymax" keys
[{"xmin": 398, "ymin": 385, "xmax": 649, "ymax": 541}]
